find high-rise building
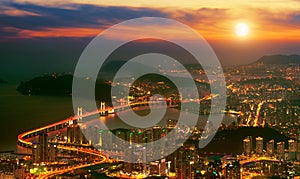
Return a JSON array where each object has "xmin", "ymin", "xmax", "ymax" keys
[
  {"xmin": 256, "ymin": 137, "xmax": 263, "ymax": 155},
  {"xmin": 149, "ymin": 159, "xmax": 167, "ymax": 176},
  {"xmin": 38, "ymin": 132, "xmax": 48, "ymax": 163},
  {"xmin": 160, "ymin": 158, "xmax": 167, "ymax": 176},
  {"xmin": 113, "ymin": 129, "xmax": 128, "ymax": 147},
  {"xmin": 48, "ymin": 143, "xmax": 57, "ymax": 162},
  {"xmin": 124, "ymin": 145, "xmax": 146, "ymax": 174},
  {"xmin": 84, "ymin": 126, "xmax": 99, "ymax": 145},
  {"xmin": 224, "ymin": 161, "xmax": 241, "ymax": 179},
  {"xmin": 32, "ymin": 144, "xmax": 39, "ymax": 163},
  {"xmin": 152, "ymin": 125, "xmax": 163, "ymax": 159},
  {"xmin": 143, "ymin": 129, "xmax": 152, "ymax": 143},
  {"xmin": 175, "ymin": 145, "xmax": 196, "ymax": 179},
  {"xmin": 150, "ymin": 161, "xmax": 160, "ymax": 175},
  {"xmin": 243, "ymin": 136, "xmax": 252, "ymax": 156},
  {"xmin": 288, "ymin": 139, "xmax": 296, "ymax": 160},
  {"xmin": 152, "ymin": 125, "xmax": 162, "ymax": 141},
  {"xmin": 277, "ymin": 142, "xmax": 285, "ymax": 159},
  {"xmin": 131, "ymin": 130, "xmax": 144, "ymax": 144},
  {"xmin": 124, "ymin": 146, "xmax": 134, "ymax": 173},
  {"xmin": 101, "ymin": 130, "xmax": 112, "ymax": 148},
  {"xmin": 166, "ymin": 119, "xmax": 176, "ymax": 131},
  {"xmin": 32, "ymin": 133, "xmax": 58, "ymax": 163},
  {"xmin": 266, "ymin": 139, "xmax": 275, "ymax": 156},
  {"xmin": 67, "ymin": 124, "xmax": 83, "ymax": 144},
  {"xmin": 289, "ymin": 139, "xmax": 296, "ymax": 152}
]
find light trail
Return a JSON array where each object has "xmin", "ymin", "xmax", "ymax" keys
[
  {"xmin": 18, "ymin": 99, "xmax": 214, "ymax": 147},
  {"xmin": 18, "ymin": 97, "xmax": 216, "ymax": 178},
  {"xmin": 17, "ymin": 101, "xmax": 171, "ymax": 178},
  {"xmin": 240, "ymin": 156, "xmax": 279, "ymax": 165},
  {"xmin": 38, "ymin": 159, "xmax": 107, "ymax": 179},
  {"xmin": 253, "ymin": 101, "xmax": 265, "ymax": 127}
]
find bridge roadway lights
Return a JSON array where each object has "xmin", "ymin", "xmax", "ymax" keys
[
  {"xmin": 18, "ymin": 102, "xmax": 170, "ymax": 163},
  {"xmin": 17, "ymin": 140, "xmax": 30, "ymax": 148}
]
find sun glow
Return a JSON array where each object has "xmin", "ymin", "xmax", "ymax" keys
[{"xmin": 235, "ymin": 23, "xmax": 249, "ymax": 37}]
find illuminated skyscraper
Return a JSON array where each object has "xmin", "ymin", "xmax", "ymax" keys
[
  {"xmin": 38, "ymin": 132, "xmax": 48, "ymax": 163},
  {"xmin": 67, "ymin": 124, "xmax": 83, "ymax": 144},
  {"xmin": 289, "ymin": 139, "xmax": 296, "ymax": 152},
  {"xmin": 152, "ymin": 124, "xmax": 162, "ymax": 141},
  {"xmin": 266, "ymin": 139, "xmax": 274, "ymax": 156},
  {"xmin": 124, "ymin": 145, "xmax": 146, "ymax": 174},
  {"xmin": 101, "ymin": 130, "xmax": 112, "ymax": 148},
  {"xmin": 150, "ymin": 161, "xmax": 160, "ymax": 175},
  {"xmin": 288, "ymin": 139, "xmax": 296, "ymax": 160},
  {"xmin": 32, "ymin": 133, "xmax": 57, "ymax": 163},
  {"xmin": 124, "ymin": 146, "xmax": 134, "ymax": 173},
  {"xmin": 277, "ymin": 142, "xmax": 285, "ymax": 159},
  {"xmin": 152, "ymin": 125, "xmax": 163, "ymax": 159},
  {"xmin": 149, "ymin": 159, "xmax": 167, "ymax": 176},
  {"xmin": 176, "ymin": 145, "xmax": 196, "ymax": 179},
  {"xmin": 32, "ymin": 144, "xmax": 39, "ymax": 163},
  {"xmin": 48, "ymin": 143, "xmax": 57, "ymax": 162},
  {"xmin": 160, "ymin": 158, "xmax": 167, "ymax": 176},
  {"xmin": 131, "ymin": 130, "xmax": 144, "ymax": 144},
  {"xmin": 166, "ymin": 119, "xmax": 176, "ymax": 131},
  {"xmin": 224, "ymin": 161, "xmax": 241, "ymax": 179},
  {"xmin": 256, "ymin": 137, "xmax": 263, "ymax": 155},
  {"xmin": 243, "ymin": 136, "xmax": 252, "ymax": 156},
  {"xmin": 84, "ymin": 126, "xmax": 99, "ymax": 145}
]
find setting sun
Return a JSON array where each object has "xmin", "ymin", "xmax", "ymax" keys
[{"xmin": 235, "ymin": 23, "xmax": 249, "ymax": 37}]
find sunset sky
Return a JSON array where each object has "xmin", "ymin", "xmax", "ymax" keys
[{"xmin": 0, "ymin": 0, "xmax": 300, "ymax": 79}]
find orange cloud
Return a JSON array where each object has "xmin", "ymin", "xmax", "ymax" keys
[
  {"xmin": 2, "ymin": 5, "xmax": 300, "ymax": 42},
  {"xmin": 234, "ymin": 9, "xmax": 300, "ymax": 41},
  {"xmin": 7, "ymin": 27, "xmax": 102, "ymax": 38},
  {"xmin": 164, "ymin": 7, "xmax": 300, "ymax": 41},
  {"xmin": 13, "ymin": 0, "xmax": 300, "ymax": 11},
  {"xmin": 0, "ymin": 6, "xmax": 40, "ymax": 16}
]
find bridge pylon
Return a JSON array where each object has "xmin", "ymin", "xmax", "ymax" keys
[
  {"xmin": 77, "ymin": 107, "xmax": 83, "ymax": 121},
  {"xmin": 100, "ymin": 102, "xmax": 106, "ymax": 116}
]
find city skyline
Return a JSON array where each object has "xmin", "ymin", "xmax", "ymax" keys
[
  {"xmin": 1, "ymin": 59, "xmax": 300, "ymax": 178},
  {"xmin": 1, "ymin": 0, "xmax": 300, "ymax": 178}
]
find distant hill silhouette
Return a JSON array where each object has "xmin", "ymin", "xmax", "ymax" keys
[
  {"xmin": 256, "ymin": 54, "xmax": 300, "ymax": 64},
  {"xmin": 16, "ymin": 73, "xmax": 209, "ymax": 103},
  {"xmin": 238, "ymin": 77, "xmax": 292, "ymax": 87},
  {"xmin": 16, "ymin": 74, "xmax": 112, "ymax": 102},
  {"xmin": 17, "ymin": 74, "xmax": 73, "ymax": 96}
]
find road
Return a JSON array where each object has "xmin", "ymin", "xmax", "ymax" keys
[
  {"xmin": 18, "ymin": 101, "xmax": 167, "ymax": 178},
  {"xmin": 18, "ymin": 99, "xmax": 215, "ymax": 178}
]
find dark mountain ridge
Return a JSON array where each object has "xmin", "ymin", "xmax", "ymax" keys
[{"xmin": 256, "ymin": 54, "xmax": 300, "ymax": 64}]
